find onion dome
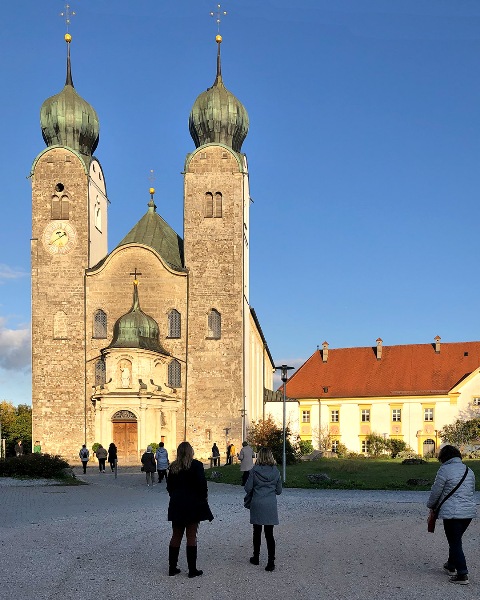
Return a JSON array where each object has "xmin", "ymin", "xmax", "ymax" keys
[
  {"xmin": 189, "ymin": 35, "xmax": 249, "ymax": 152},
  {"xmin": 108, "ymin": 281, "xmax": 168, "ymax": 354},
  {"xmin": 40, "ymin": 34, "xmax": 99, "ymax": 157}
]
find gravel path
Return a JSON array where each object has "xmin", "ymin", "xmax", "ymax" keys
[{"xmin": 0, "ymin": 468, "xmax": 478, "ymax": 600}]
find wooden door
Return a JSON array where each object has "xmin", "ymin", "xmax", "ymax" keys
[{"xmin": 113, "ymin": 422, "xmax": 138, "ymax": 464}]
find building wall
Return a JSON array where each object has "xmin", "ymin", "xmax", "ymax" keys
[
  {"xmin": 31, "ymin": 147, "xmax": 91, "ymax": 460},
  {"xmin": 183, "ymin": 145, "xmax": 248, "ymax": 457}
]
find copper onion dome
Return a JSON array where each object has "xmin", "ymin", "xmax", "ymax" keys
[{"xmin": 189, "ymin": 36, "xmax": 249, "ymax": 152}]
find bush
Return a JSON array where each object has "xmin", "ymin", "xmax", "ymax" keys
[
  {"xmin": 335, "ymin": 442, "xmax": 349, "ymax": 458},
  {"xmin": 149, "ymin": 442, "xmax": 159, "ymax": 454},
  {"xmin": 298, "ymin": 439, "xmax": 314, "ymax": 455},
  {"xmin": 92, "ymin": 442, "xmax": 101, "ymax": 455},
  {"xmin": 0, "ymin": 453, "xmax": 71, "ymax": 479},
  {"xmin": 397, "ymin": 450, "xmax": 423, "ymax": 461},
  {"xmin": 385, "ymin": 438, "xmax": 408, "ymax": 458},
  {"xmin": 247, "ymin": 416, "xmax": 300, "ymax": 465}
]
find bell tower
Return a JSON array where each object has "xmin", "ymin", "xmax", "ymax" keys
[
  {"xmin": 183, "ymin": 34, "xmax": 251, "ymax": 452},
  {"xmin": 31, "ymin": 33, "xmax": 108, "ymax": 458}
]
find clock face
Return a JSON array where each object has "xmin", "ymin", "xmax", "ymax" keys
[{"xmin": 42, "ymin": 221, "xmax": 77, "ymax": 255}]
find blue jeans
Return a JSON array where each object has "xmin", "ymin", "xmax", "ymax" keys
[{"xmin": 443, "ymin": 518, "xmax": 472, "ymax": 575}]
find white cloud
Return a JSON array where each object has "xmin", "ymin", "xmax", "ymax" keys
[
  {"xmin": 0, "ymin": 264, "xmax": 28, "ymax": 284},
  {"xmin": 0, "ymin": 317, "xmax": 31, "ymax": 371}
]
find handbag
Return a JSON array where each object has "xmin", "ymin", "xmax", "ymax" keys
[
  {"xmin": 428, "ymin": 465, "xmax": 468, "ymax": 533},
  {"xmin": 244, "ymin": 490, "xmax": 253, "ymax": 509}
]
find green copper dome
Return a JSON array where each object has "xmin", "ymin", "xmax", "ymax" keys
[
  {"xmin": 40, "ymin": 39, "xmax": 99, "ymax": 157},
  {"xmin": 189, "ymin": 40, "xmax": 249, "ymax": 152},
  {"xmin": 108, "ymin": 282, "xmax": 168, "ymax": 354}
]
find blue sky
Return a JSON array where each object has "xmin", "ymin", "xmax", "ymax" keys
[{"xmin": 1, "ymin": 0, "xmax": 480, "ymax": 404}]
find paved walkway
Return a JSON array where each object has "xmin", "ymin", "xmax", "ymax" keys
[{"xmin": 0, "ymin": 467, "xmax": 478, "ymax": 600}]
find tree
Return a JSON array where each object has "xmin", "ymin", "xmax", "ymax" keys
[
  {"xmin": 440, "ymin": 418, "xmax": 480, "ymax": 451},
  {"xmin": 247, "ymin": 416, "xmax": 299, "ymax": 465},
  {"xmin": 312, "ymin": 425, "xmax": 333, "ymax": 452},
  {"xmin": 0, "ymin": 401, "xmax": 32, "ymax": 456},
  {"xmin": 365, "ymin": 433, "xmax": 387, "ymax": 457},
  {"xmin": 385, "ymin": 438, "xmax": 408, "ymax": 458}
]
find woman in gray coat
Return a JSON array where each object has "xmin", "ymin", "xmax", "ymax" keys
[
  {"xmin": 244, "ymin": 447, "xmax": 282, "ymax": 571},
  {"xmin": 427, "ymin": 445, "xmax": 476, "ymax": 585}
]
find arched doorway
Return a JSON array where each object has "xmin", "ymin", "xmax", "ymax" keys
[
  {"xmin": 423, "ymin": 438, "xmax": 435, "ymax": 456},
  {"xmin": 112, "ymin": 410, "xmax": 138, "ymax": 464}
]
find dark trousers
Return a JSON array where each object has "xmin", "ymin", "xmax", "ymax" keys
[
  {"xmin": 241, "ymin": 470, "xmax": 250, "ymax": 486},
  {"xmin": 212, "ymin": 457, "xmax": 219, "ymax": 467},
  {"xmin": 158, "ymin": 469, "xmax": 168, "ymax": 483},
  {"xmin": 81, "ymin": 461, "xmax": 87, "ymax": 474},
  {"xmin": 98, "ymin": 458, "xmax": 106, "ymax": 471},
  {"xmin": 253, "ymin": 524, "xmax": 275, "ymax": 559},
  {"xmin": 443, "ymin": 518, "xmax": 472, "ymax": 575}
]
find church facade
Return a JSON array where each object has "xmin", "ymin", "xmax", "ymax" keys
[{"xmin": 31, "ymin": 33, "xmax": 274, "ymax": 462}]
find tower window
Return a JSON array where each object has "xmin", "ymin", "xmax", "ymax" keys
[
  {"xmin": 95, "ymin": 359, "xmax": 106, "ymax": 386},
  {"xmin": 214, "ymin": 192, "xmax": 222, "ymax": 218},
  {"xmin": 168, "ymin": 359, "xmax": 181, "ymax": 388},
  {"xmin": 55, "ymin": 183, "xmax": 64, "ymax": 192},
  {"xmin": 205, "ymin": 192, "xmax": 213, "ymax": 218},
  {"xmin": 207, "ymin": 309, "xmax": 221, "ymax": 339},
  {"xmin": 168, "ymin": 309, "xmax": 181, "ymax": 338},
  {"xmin": 93, "ymin": 309, "xmax": 107, "ymax": 339}
]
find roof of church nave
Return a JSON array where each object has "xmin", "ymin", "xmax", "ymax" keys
[
  {"xmin": 40, "ymin": 34, "xmax": 99, "ymax": 159},
  {"xmin": 189, "ymin": 34, "xmax": 249, "ymax": 153},
  {"xmin": 284, "ymin": 339, "xmax": 480, "ymax": 399},
  {"xmin": 115, "ymin": 191, "xmax": 184, "ymax": 271},
  {"xmin": 107, "ymin": 280, "xmax": 168, "ymax": 354}
]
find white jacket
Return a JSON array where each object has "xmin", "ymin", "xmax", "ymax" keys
[{"xmin": 427, "ymin": 457, "xmax": 477, "ymax": 519}]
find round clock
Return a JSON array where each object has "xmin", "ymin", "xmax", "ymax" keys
[{"xmin": 42, "ymin": 221, "xmax": 77, "ymax": 255}]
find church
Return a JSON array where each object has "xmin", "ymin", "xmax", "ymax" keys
[{"xmin": 31, "ymin": 31, "xmax": 275, "ymax": 463}]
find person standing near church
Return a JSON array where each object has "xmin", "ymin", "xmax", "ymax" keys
[
  {"xmin": 14, "ymin": 440, "xmax": 24, "ymax": 457},
  {"xmin": 33, "ymin": 440, "xmax": 42, "ymax": 454},
  {"xmin": 156, "ymin": 442, "xmax": 169, "ymax": 484},
  {"xmin": 141, "ymin": 446, "xmax": 156, "ymax": 487},
  {"xmin": 79, "ymin": 444, "xmax": 89, "ymax": 474},
  {"xmin": 211, "ymin": 443, "xmax": 220, "ymax": 467},
  {"xmin": 96, "ymin": 444, "xmax": 107, "ymax": 473},
  {"xmin": 107, "ymin": 442, "xmax": 117, "ymax": 472},
  {"xmin": 239, "ymin": 441, "xmax": 254, "ymax": 485}
]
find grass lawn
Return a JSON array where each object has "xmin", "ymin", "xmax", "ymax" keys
[{"xmin": 205, "ymin": 458, "xmax": 480, "ymax": 491}]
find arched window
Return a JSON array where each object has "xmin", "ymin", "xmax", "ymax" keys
[
  {"xmin": 208, "ymin": 309, "xmax": 221, "ymax": 339},
  {"xmin": 205, "ymin": 192, "xmax": 213, "ymax": 218},
  {"xmin": 53, "ymin": 310, "xmax": 68, "ymax": 339},
  {"xmin": 168, "ymin": 309, "xmax": 181, "ymax": 338},
  {"xmin": 61, "ymin": 195, "xmax": 69, "ymax": 219},
  {"xmin": 93, "ymin": 309, "xmax": 107, "ymax": 338},
  {"xmin": 214, "ymin": 192, "xmax": 222, "ymax": 218},
  {"xmin": 168, "ymin": 359, "xmax": 181, "ymax": 388},
  {"xmin": 51, "ymin": 195, "xmax": 61, "ymax": 219},
  {"xmin": 95, "ymin": 359, "xmax": 106, "ymax": 386}
]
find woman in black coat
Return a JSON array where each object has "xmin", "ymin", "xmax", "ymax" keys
[
  {"xmin": 167, "ymin": 442, "xmax": 213, "ymax": 578},
  {"xmin": 107, "ymin": 443, "xmax": 117, "ymax": 472}
]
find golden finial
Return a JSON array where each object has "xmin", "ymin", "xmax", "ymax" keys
[
  {"xmin": 60, "ymin": 3, "xmax": 76, "ymax": 33},
  {"xmin": 210, "ymin": 3, "xmax": 227, "ymax": 36}
]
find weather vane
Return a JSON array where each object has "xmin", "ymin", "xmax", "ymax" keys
[
  {"xmin": 60, "ymin": 3, "xmax": 76, "ymax": 32},
  {"xmin": 210, "ymin": 3, "xmax": 227, "ymax": 34},
  {"xmin": 148, "ymin": 169, "xmax": 156, "ymax": 197}
]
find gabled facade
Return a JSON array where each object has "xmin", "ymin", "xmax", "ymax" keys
[{"xmin": 266, "ymin": 338, "xmax": 480, "ymax": 455}]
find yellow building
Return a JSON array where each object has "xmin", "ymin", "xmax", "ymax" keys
[{"xmin": 266, "ymin": 338, "xmax": 480, "ymax": 456}]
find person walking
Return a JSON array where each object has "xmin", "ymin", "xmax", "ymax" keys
[
  {"xmin": 244, "ymin": 447, "xmax": 282, "ymax": 572},
  {"xmin": 211, "ymin": 442, "xmax": 220, "ymax": 467},
  {"xmin": 96, "ymin": 444, "xmax": 107, "ymax": 472},
  {"xmin": 167, "ymin": 441, "xmax": 214, "ymax": 578},
  {"xmin": 107, "ymin": 442, "xmax": 117, "ymax": 472},
  {"xmin": 427, "ymin": 444, "xmax": 476, "ymax": 585},
  {"xmin": 156, "ymin": 442, "xmax": 169, "ymax": 484},
  {"xmin": 79, "ymin": 444, "xmax": 90, "ymax": 474},
  {"xmin": 141, "ymin": 446, "xmax": 156, "ymax": 486},
  {"xmin": 239, "ymin": 441, "xmax": 255, "ymax": 486}
]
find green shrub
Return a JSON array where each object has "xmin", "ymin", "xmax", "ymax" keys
[
  {"xmin": 149, "ymin": 442, "xmax": 159, "ymax": 454},
  {"xmin": 397, "ymin": 450, "xmax": 423, "ymax": 461},
  {"xmin": 92, "ymin": 442, "xmax": 101, "ymax": 455},
  {"xmin": 298, "ymin": 439, "xmax": 314, "ymax": 455},
  {"xmin": 335, "ymin": 442, "xmax": 349, "ymax": 458},
  {"xmin": 386, "ymin": 438, "xmax": 408, "ymax": 458},
  {"xmin": 0, "ymin": 453, "xmax": 71, "ymax": 479}
]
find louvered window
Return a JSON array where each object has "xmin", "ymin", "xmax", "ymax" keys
[
  {"xmin": 168, "ymin": 359, "xmax": 181, "ymax": 388},
  {"xmin": 168, "ymin": 309, "xmax": 181, "ymax": 338},
  {"xmin": 93, "ymin": 310, "xmax": 107, "ymax": 339},
  {"xmin": 208, "ymin": 309, "xmax": 221, "ymax": 339},
  {"xmin": 95, "ymin": 359, "xmax": 106, "ymax": 386}
]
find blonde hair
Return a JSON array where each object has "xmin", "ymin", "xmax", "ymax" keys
[
  {"xmin": 255, "ymin": 447, "xmax": 276, "ymax": 466},
  {"xmin": 169, "ymin": 441, "xmax": 194, "ymax": 474}
]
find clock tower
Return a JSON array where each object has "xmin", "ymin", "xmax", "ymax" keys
[{"xmin": 31, "ymin": 34, "xmax": 108, "ymax": 456}]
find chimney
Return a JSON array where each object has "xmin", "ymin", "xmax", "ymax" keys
[
  {"xmin": 322, "ymin": 341, "xmax": 329, "ymax": 363},
  {"xmin": 376, "ymin": 338, "xmax": 383, "ymax": 360},
  {"xmin": 434, "ymin": 335, "xmax": 441, "ymax": 354}
]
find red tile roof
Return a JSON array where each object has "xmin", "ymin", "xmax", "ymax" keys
[{"xmin": 284, "ymin": 342, "xmax": 480, "ymax": 399}]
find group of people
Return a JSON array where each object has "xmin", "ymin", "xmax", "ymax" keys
[
  {"xmin": 166, "ymin": 441, "xmax": 282, "ymax": 577},
  {"xmin": 78, "ymin": 442, "xmax": 117, "ymax": 474},
  {"xmin": 141, "ymin": 443, "xmax": 169, "ymax": 486}
]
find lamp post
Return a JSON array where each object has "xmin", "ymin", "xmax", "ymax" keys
[{"xmin": 274, "ymin": 364, "xmax": 294, "ymax": 483}]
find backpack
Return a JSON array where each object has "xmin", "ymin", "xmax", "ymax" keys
[{"xmin": 80, "ymin": 449, "xmax": 88, "ymax": 459}]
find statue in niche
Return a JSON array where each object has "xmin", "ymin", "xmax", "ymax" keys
[{"xmin": 120, "ymin": 365, "xmax": 131, "ymax": 388}]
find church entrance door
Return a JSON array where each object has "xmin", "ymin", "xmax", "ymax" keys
[{"xmin": 112, "ymin": 413, "xmax": 138, "ymax": 464}]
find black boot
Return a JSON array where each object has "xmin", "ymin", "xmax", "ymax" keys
[
  {"xmin": 265, "ymin": 533, "xmax": 275, "ymax": 571},
  {"xmin": 168, "ymin": 546, "xmax": 181, "ymax": 576},
  {"xmin": 250, "ymin": 525, "xmax": 261, "ymax": 565},
  {"xmin": 186, "ymin": 545, "xmax": 203, "ymax": 578}
]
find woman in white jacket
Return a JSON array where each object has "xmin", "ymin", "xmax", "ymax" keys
[{"xmin": 427, "ymin": 445, "xmax": 476, "ymax": 585}]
